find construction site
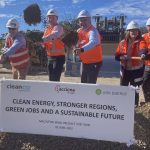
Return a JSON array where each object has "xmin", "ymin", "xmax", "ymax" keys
[
  {"xmin": 65, "ymin": 14, "xmax": 126, "ymax": 77},
  {"xmin": 0, "ymin": 13, "xmax": 149, "ymax": 150},
  {"xmin": 0, "ymin": 14, "xmax": 127, "ymax": 77}
]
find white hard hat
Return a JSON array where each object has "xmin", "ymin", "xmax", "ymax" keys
[
  {"xmin": 47, "ymin": 9, "xmax": 58, "ymax": 16},
  {"xmin": 6, "ymin": 18, "xmax": 19, "ymax": 28},
  {"xmin": 146, "ymin": 18, "xmax": 150, "ymax": 26},
  {"xmin": 126, "ymin": 21, "xmax": 139, "ymax": 30},
  {"xmin": 77, "ymin": 10, "xmax": 91, "ymax": 19}
]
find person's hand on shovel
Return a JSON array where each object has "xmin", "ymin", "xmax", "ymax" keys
[
  {"xmin": 131, "ymin": 54, "xmax": 150, "ymax": 60},
  {"xmin": 140, "ymin": 54, "xmax": 146, "ymax": 60}
]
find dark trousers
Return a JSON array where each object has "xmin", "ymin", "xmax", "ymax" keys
[
  {"xmin": 47, "ymin": 56, "xmax": 65, "ymax": 81},
  {"xmin": 120, "ymin": 66, "xmax": 144, "ymax": 105},
  {"xmin": 142, "ymin": 71, "xmax": 150, "ymax": 102},
  {"xmin": 81, "ymin": 62, "xmax": 102, "ymax": 84}
]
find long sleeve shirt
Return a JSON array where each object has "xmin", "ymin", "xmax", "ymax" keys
[
  {"xmin": 3, "ymin": 33, "xmax": 26, "ymax": 57},
  {"xmin": 42, "ymin": 24, "xmax": 64, "ymax": 42},
  {"xmin": 80, "ymin": 26, "xmax": 101, "ymax": 52}
]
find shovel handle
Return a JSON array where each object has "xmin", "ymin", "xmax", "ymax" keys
[{"xmin": 131, "ymin": 57, "xmax": 141, "ymax": 60}]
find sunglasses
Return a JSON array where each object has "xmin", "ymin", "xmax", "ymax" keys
[
  {"xmin": 79, "ymin": 18, "xmax": 87, "ymax": 21},
  {"xmin": 8, "ymin": 28, "xmax": 16, "ymax": 31}
]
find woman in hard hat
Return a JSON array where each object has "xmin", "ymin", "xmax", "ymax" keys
[
  {"xmin": 42, "ymin": 9, "xmax": 65, "ymax": 81},
  {"xmin": 0, "ymin": 18, "xmax": 30, "ymax": 79},
  {"xmin": 115, "ymin": 20, "xmax": 147, "ymax": 106},
  {"xmin": 141, "ymin": 18, "xmax": 150, "ymax": 105},
  {"xmin": 73, "ymin": 10, "xmax": 102, "ymax": 84}
]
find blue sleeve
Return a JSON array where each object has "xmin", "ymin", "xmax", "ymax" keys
[
  {"xmin": 4, "ymin": 35, "xmax": 26, "ymax": 57},
  {"xmin": 42, "ymin": 24, "xmax": 64, "ymax": 42},
  {"xmin": 82, "ymin": 28, "xmax": 101, "ymax": 52}
]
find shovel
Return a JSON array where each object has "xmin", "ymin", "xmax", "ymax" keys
[{"xmin": 131, "ymin": 54, "xmax": 150, "ymax": 60}]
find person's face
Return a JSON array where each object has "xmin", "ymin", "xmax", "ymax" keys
[
  {"xmin": 78, "ymin": 17, "xmax": 91, "ymax": 28},
  {"xmin": 146, "ymin": 25, "xmax": 150, "ymax": 32},
  {"xmin": 129, "ymin": 29, "xmax": 139, "ymax": 39},
  {"xmin": 47, "ymin": 15, "xmax": 58, "ymax": 25},
  {"xmin": 8, "ymin": 28, "xmax": 18, "ymax": 37}
]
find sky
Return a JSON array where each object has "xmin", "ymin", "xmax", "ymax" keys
[{"xmin": 0, "ymin": 0, "xmax": 150, "ymax": 36}]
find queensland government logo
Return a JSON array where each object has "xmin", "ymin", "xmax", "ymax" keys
[
  {"xmin": 6, "ymin": 84, "xmax": 31, "ymax": 92},
  {"xmin": 95, "ymin": 89, "xmax": 102, "ymax": 95},
  {"xmin": 95, "ymin": 88, "xmax": 127, "ymax": 96},
  {"xmin": 54, "ymin": 85, "xmax": 75, "ymax": 94}
]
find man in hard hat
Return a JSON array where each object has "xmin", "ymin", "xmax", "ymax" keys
[
  {"xmin": 141, "ymin": 18, "xmax": 150, "ymax": 105},
  {"xmin": 73, "ymin": 10, "xmax": 102, "ymax": 84},
  {"xmin": 0, "ymin": 18, "xmax": 30, "ymax": 79},
  {"xmin": 42, "ymin": 9, "xmax": 65, "ymax": 81},
  {"xmin": 115, "ymin": 20, "xmax": 147, "ymax": 106}
]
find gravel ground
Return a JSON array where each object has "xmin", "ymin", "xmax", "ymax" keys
[{"xmin": 0, "ymin": 67, "xmax": 150, "ymax": 150}]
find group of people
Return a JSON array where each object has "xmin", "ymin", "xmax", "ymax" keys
[
  {"xmin": 115, "ymin": 19, "xmax": 150, "ymax": 106},
  {"xmin": 42, "ymin": 9, "xmax": 102, "ymax": 83},
  {"xmin": 0, "ymin": 9, "xmax": 150, "ymax": 106}
]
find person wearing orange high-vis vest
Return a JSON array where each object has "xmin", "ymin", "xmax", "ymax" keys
[
  {"xmin": 42, "ymin": 9, "xmax": 65, "ymax": 81},
  {"xmin": 115, "ymin": 21, "xmax": 147, "ymax": 106},
  {"xmin": 0, "ymin": 18, "xmax": 30, "ymax": 79},
  {"xmin": 142, "ymin": 18, "xmax": 150, "ymax": 104},
  {"xmin": 74, "ymin": 10, "xmax": 102, "ymax": 84}
]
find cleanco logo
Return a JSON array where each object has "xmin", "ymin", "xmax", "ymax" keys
[
  {"xmin": 7, "ymin": 84, "xmax": 31, "ymax": 92},
  {"xmin": 54, "ymin": 85, "xmax": 75, "ymax": 94}
]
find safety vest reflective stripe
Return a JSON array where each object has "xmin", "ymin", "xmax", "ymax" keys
[
  {"xmin": 9, "ymin": 48, "xmax": 30, "ymax": 69},
  {"xmin": 10, "ymin": 57, "xmax": 29, "ymax": 66},
  {"xmin": 78, "ymin": 25, "xmax": 102, "ymax": 64},
  {"xmin": 121, "ymin": 63, "xmax": 143, "ymax": 70},
  {"xmin": 134, "ymin": 77, "xmax": 143, "ymax": 83},
  {"xmin": 80, "ymin": 44, "xmax": 102, "ymax": 64},
  {"xmin": 10, "ymin": 49, "xmax": 28, "ymax": 58},
  {"xmin": 5, "ymin": 34, "xmax": 30, "ymax": 69},
  {"xmin": 120, "ymin": 70, "xmax": 123, "ymax": 76},
  {"xmin": 43, "ymin": 25, "xmax": 65, "ymax": 57},
  {"xmin": 116, "ymin": 39, "xmax": 145, "ymax": 68},
  {"xmin": 145, "ymin": 65, "xmax": 150, "ymax": 71},
  {"xmin": 143, "ymin": 33, "xmax": 150, "ymax": 66}
]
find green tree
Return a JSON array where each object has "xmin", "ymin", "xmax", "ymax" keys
[{"xmin": 60, "ymin": 19, "xmax": 79, "ymax": 32}]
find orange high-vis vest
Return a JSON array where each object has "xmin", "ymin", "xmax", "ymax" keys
[
  {"xmin": 6, "ymin": 36, "xmax": 29, "ymax": 69},
  {"xmin": 115, "ymin": 38, "xmax": 146, "ymax": 69},
  {"xmin": 78, "ymin": 25, "xmax": 102, "ymax": 64},
  {"xmin": 143, "ymin": 33, "xmax": 150, "ymax": 66},
  {"xmin": 43, "ymin": 25, "xmax": 65, "ymax": 57}
]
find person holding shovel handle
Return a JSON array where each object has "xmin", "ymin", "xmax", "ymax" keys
[
  {"xmin": 141, "ymin": 18, "xmax": 150, "ymax": 105},
  {"xmin": 115, "ymin": 21, "xmax": 147, "ymax": 106},
  {"xmin": 73, "ymin": 10, "xmax": 103, "ymax": 84},
  {"xmin": 42, "ymin": 9, "xmax": 65, "ymax": 81},
  {"xmin": 0, "ymin": 18, "xmax": 30, "ymax": 80}
]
